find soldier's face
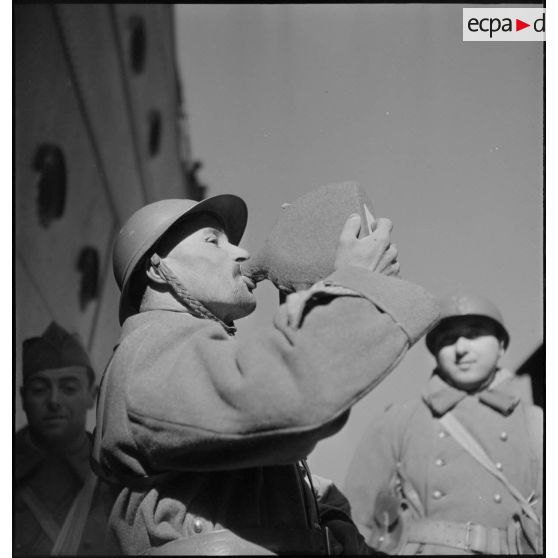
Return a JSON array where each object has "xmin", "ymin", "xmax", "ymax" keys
[
  {"xmin": 21, "ymin": 366, "xmax": 96, "ymax": 445},
  {"xmin": 434, "ymin": 320, "xmax": 504, "ymax": 392},
  {"xmin": 158, "ymin": 213, "xmax": 257, "ymax": 322}
]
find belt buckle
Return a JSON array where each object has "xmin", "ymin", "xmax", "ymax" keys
[{"xmin": 465, "ymin": 522, "xmax": 498, "ymax": 554}]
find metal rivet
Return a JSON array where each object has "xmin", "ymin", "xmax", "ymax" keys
[
  {"xmin": 493, "ymin": 494, "xmax": 502, "ymax": 503},
  {"xmin": 435, "ymin": 458, "xmax": 445, "ymax": 467},
  {"xmin": 495, "ymin": 462, "xmax": 503, "ymax": 471},
  {"xmin": 438, "ymin": 431, "xmax": 447, "ymax": 439},
  {"xmin": 193, "ymin": 519, "xmax": 203, "ymax": 533},
  {"xmin": 432, "ymin": 490, "xmax": 444, "ymax": 500},
  {"xmin": 378, "ymin": 536, "xmax": 385, "ymax": 543},
  {"xmin": 500, "ymin": 432, "xmax": 508, "ymax": 441}
]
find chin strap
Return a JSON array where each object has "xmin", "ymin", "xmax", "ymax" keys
[{"xmin": 150, "ymin": 254, "xmax": 237, "ymax": 336}]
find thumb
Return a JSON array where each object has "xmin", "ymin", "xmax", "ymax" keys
[{"xmin": 339, "ymin": 214, "xmax": 361, "ymax": 243}]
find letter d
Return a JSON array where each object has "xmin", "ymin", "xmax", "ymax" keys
[{"xmin": 534, "ymin": 13, "xmax": 545, "ymax": 32}]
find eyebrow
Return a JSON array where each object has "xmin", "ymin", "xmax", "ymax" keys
[{"xmin": 27, "ymin": 376, "xmax": 82, "ymax": 385}]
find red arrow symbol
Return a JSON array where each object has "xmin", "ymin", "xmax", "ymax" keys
[{"xmin": 516, "ymin": 19, "xmax": 530, "ymax": 31}]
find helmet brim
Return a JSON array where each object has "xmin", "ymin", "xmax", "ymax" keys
[
  {"xmin": 425, "ymin": 314, "xmax": 510, "ymax": 354},
  {"xmin": 118, "ymin": 194, "xmax": 248, "ymax": 325}
]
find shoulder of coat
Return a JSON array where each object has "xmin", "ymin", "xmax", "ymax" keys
[
  {"xmin": 376, "ymin": 398, "xmax": 425, "ymax": 437},
  {"xmin": 383, "ymin": 397, "xmax": 423, "ymax": 416},
  {"xmin": 523, "ymin": 403, "xmax": 543, "ymax": 435}
]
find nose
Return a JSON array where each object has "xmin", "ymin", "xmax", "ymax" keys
[
  {"xmin": 47, "ymin": 387, "xmax": 62, "ymax": 409},
  {"xmin": 455, "ymin": 336, "xmax": 469, "ymax": 356},
  {"xmin": 229, "ymin": 243, "xmax": 250, "ymax": 263}
]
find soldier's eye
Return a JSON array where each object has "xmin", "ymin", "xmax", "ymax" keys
[
  {"xmin": 60, "ymin": 380, "xmax": 80, "ymax": 395},
  {"xmin": 28, "ymin": 386, "xmax": 48, "ymax": 396},
  {"xmin": 438, "ymin": 335, "xmax": 458, "ymax": 347},
  {"xmin": 465, "ymin": 327, "xmax": 484, "ymax": 339}
]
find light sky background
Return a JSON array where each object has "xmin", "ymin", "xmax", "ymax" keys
[{"xmin": 175, "ymin": 3, "xmax": 544, "ymax": 488}]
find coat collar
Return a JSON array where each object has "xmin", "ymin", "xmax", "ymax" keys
[
  {"xmin": 422, "ymin": 370, "xmax": 520, "ymax": 417},
  {"xmin": 15, "ymin": 428, "xmax": 44, "ymax": 482},
  {"xmin": 122, "ymin": 308, "xmax": 236, "ymax": 338},
  {"xmin": 15, "ymin": 427, "xmax": 93, "ymax": 484}
]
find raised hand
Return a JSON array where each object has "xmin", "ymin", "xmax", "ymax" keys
[{"xmin": 334, "ymin": 214, "xmax": 399, "ymax": 276}]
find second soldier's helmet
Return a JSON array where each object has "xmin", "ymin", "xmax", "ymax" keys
[
  {"xmin": 425, "ymin": 293, "xmax": 509, "ymax": 354},
  {"xmin": 113, "ymin": 195, "xmax": 247, "ymax": 325}
]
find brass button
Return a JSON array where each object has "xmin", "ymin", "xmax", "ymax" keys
[
  {"xmin": 193, "ymin": 519, "xmax": 204, "ymax": 533},
  {"xmin": 494, "ymin": 493, "xmax": 502, "ymax": 503},
  {"xmin": 495, "ymin": 462, "xmax": 503, "ymax": 471},
  {"xmin": 500, "ymin": 432, "xmax": 508, "ymax": 441},
  {"xmin": 432, "ymin": 490, "xmax": 444, "ymax": 500},
  {"xmin": 438, "ymin": 431, "xmax": 447, "ymax": 439},
  {"xmin": 435, "ymin": 458, "xmax": 445, "ymax": 467}
]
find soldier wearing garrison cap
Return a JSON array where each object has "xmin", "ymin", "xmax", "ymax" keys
[
  {"xmin": 345, "ymin": 293, "xmax": 543, "ymax": 555},
  {"xmin": 15, "ymin": 322, "xmax": 114, "ymax": 555},
  {"xmin": 92, "ymin": 186, "xmax": 439, "ymax": 555}
]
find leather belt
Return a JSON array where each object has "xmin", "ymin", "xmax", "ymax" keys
[
  {"xmin": 145, "ymin": 527, "xmax": 328, "ymax": 556},
  {"xmin": 407, "ymin": 519, "xmax": 509, "ymax": 554}
]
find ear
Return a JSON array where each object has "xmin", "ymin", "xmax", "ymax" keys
[
  {"xmin": 86, "ymin": 384, "xmax": 99, "ymax": 410},
  {"xmin": 145, "ymin": 256, "xmax": 167, "ymax": 285}
]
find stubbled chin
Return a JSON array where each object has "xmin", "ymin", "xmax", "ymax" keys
[
  {"xmin": 213, "ymin": 292, "xmax": 257, "ymax": 323},
  {"xmin": 233, "ymin": 297, "xmax": 257, "ymax": 320}
]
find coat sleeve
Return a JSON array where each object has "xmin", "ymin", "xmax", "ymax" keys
[{"xmin": 125, "ymin": 267, "xmax": 439, "ymax": 472}]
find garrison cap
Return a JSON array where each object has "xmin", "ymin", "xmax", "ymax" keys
[
  {"xmin": 425, "ymin": 293, "xmax": 510, "ymax": 354},
  {"xmin": 246, "ymin": 182, "xmax": 376, "ymax": 293},
  {"xmin": 22, "ymin": 322, "xmax": 92, "ymax": 379}
]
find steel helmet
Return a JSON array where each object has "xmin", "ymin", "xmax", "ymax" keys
[
  {"xmin": 425, "ymin": 293, "xmax": 510, "ymax": 354},
  {"xmin": 113, "ymin": 194, "xmax": 248, "ymax": 325}
]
